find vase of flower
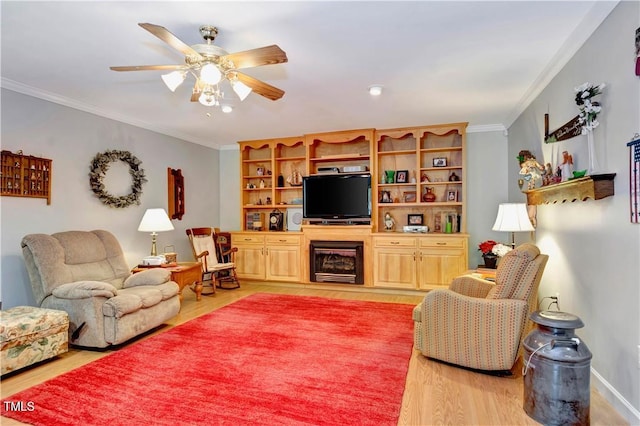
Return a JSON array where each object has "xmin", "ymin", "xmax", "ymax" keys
[{"xmin": 478, "ymin": 240, "xmax": 512, "ymax": 269}]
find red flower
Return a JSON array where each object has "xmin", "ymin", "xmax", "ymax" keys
[{"xmin": 478, "ymin": 240, "xmax": 498, "ymax": 255}]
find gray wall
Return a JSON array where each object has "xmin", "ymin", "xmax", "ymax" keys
[
  {"xmin": 507, "ymin": 2, "xmax": 640, "ymax": 421},
  {"xmin": 1, "ymin": 89, "xmax": 220, "ymax": 307}
]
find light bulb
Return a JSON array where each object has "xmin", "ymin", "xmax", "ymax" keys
[{"xmin": 200, "ymin": 63, "xmax": 221, "ymax": 85}]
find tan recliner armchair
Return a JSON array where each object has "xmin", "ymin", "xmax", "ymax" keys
[
  {"xmin": 413, "ymin": 243, "xmax": 548, "ymax": 371},
  {"xmin": 21, "ymin": 230, "xmax": 181, "ymax": 348}
]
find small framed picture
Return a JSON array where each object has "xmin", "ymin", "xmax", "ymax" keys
[
  {"xmin": 433, "ymin": 157, "xmax": 447, "ymax": 167},
  {"xmin": 380, "ymin": 190, "xmax": 392, "ymax": 203},
  {"xmin": 403, "ymin": 191, "xmax": 417, "ymax": 203},
  {"xmin": 395, "ymin": 170, "xmax": 409, "ymax": 183},
  {"xmin": 408, "ymin": 214, "xmax": 424, "ymax": 225},
  {"xmin": 446, "ymin": 190, "xmax": 458, "ymax": 202}
]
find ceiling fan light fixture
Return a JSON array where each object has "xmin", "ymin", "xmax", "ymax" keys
[
  {"xmin": 199, "ymin": 90, "xmax": 218, "ymax": 107},
  {"xmin": 368, "ymin": 85, "xmax": 383, "ymax": 96},
  {"xmin": 200, "ymin": 63, "xmax": 222, "ymax": 85},
  {"xmin": 161, "ymin": 71, "xmax": 187, "ymax": 92},
  {"xmin": 231, "ymin": 80, "xmax": 253, "ymax": 101}
]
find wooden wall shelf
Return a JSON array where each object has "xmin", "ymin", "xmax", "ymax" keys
[
  {"xmin": 1, "ymin": 151, "xmax": 52, "ymax": 204},
  {"xmin": 524, "ymin": 173, "xmax": 616, "ymax": 205}
]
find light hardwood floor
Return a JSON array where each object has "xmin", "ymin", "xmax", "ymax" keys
[{"xmin": 1, "ymin": 282, "xmax": 629, "ymax": 425}]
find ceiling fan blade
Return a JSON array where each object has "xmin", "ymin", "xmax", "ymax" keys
[
  {"xmin": 110, "ymin": 65, "xmax": 187, "ymax": 72},
  {"xmin": 236, "ymin": 72, "xmax": 285, "ymax": 101},
  {"xmin": 138, "ymin": 23, "xmax": 202, "ymax": 60},
  {"xmin": 223, "ymin": 45, "xmax": 288, "ymax": 69}
]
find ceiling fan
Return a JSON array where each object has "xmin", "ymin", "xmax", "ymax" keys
[{"xmin": 110, "ymin": 23, "xmax": 288, "ymax": 108}]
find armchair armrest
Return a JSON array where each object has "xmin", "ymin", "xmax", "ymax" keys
[
  {"xmin": 449, "ymin": 275, "xmax": 494, "ymax": 298},
  {"xmin": 124, "ymin": 268, "xmax": 171, "ymax": 288},
  {"xmin": 52, "ymin": 281, "xmax": 118, "ymax": 299},
  {"xmin": 220, "ymin": 246, "xmax": 238, "ymax": 262}
]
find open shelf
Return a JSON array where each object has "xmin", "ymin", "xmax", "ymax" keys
[{"xmin": 524, "ymin": 173, "xmax": 616, "ymax": 205}]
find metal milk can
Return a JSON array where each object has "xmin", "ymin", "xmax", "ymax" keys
[{"xmin": 523, "ymin": 311, "xmax": 592, "ymax": 425}]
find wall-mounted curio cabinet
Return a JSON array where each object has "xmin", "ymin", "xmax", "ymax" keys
[{"xmin": 1, "ymin": 151, "xmax": 52, "ymax": 205}]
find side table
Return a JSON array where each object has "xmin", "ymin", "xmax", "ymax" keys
[{"xmin": 132, "ymin": 262, "xmax": 204, "ymax": 301}]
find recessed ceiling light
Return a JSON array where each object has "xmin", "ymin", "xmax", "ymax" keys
[
  {"xmin": 221, "ymin": 105, "xmax": 233, "ymax": 113},
  {"xmin": 368, "ymin": 85, "xmax": 383, "ymax": 96}
]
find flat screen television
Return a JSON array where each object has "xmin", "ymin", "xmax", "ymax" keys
[{"xmin": 302, "ymin": 173, "xmax": 371, "ymax": 223}]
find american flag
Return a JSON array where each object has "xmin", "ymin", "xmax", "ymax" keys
[{"xmin": 628, "ymin": 136, "xmax": 640, "ymax": 223}]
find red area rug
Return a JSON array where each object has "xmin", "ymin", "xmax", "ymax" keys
[{"xmin": 2, "ymin": 293, "xmax": 415, "ymax": 425}]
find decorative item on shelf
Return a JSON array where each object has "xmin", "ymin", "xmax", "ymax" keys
[
  {"xmin": 266, "ymin": 197, "xmax": 272, "ymax": 205},
  {"xmin": 446, "ymin": 190, "xmax": 458, "ymax": 202},
  {"xmin": 492, "ymin": 203, "xmax": 535, "ymax": 248},
  {"xmin": 384, "ymin": 170, "xmax": 395, "ymax": 184},
  {"xmin": 410, "ymin": 171, "xmax": 417, "ymax": 183},
  {"xmin": 277, "ymin": 174, "xmax": 285, "ymax": 187},
  {"xmin": 420, "ymin": 173, "xmax": 430, "ymax": 183},
  {"xmin": 518, "ymin": 150, "xmax": 545, "ymax": 191},
  {"xmin": 380, "ymin": 190, "xmax": 392, "ymax": 203},
  {"xmin": 384, "ymin": 212, "xmax": 396, "ymax": 231},
  {"xmin": 422, "ymin": 187, "xmax": 436, "ymax": 202},
  {"xmin": 89, "ymin": 150, "xmax": 146, "ymax": 208},
  {"xmin": 253, "ymin": 221, "xmax": 263, "ymax": 231},
  {"xmin": 167, "ymin": 168, "xmax": 184, "ymax": 220},
  {"xmin": 286, "ymin": 169, "xmax": 302, "ymax": 186},
  {"xmin": 407, "ymin": 214, "xmax": 423, "ymax": 226},
  {"xmin": 560, "ymin": 150, "xmax": 574, "ymax": 182},
  {"xmin": 449, "ymin": 172, "xmax": 460, "ymax": 181},
  {"xmin": 259, "ymin": 179, "xmax": 266, "ymax": 188},
  {"xmin": 402, "ymin": 191, "xmax": 417, "ymax": 203},
  {"xmin": 138, "ymin": 208, "xmax": 174, "ymax": 256},
  {"xmin": 269, "ymin": 209, "xmax": 284, "ymax": 231},
  {"xmin": 395, "ymin": 170, "xmax": 408, "ymax": 183},
  {"xmin": 433, "ymin": 157, "xmax": 447, "ymax": 167},
  {"xmin": 256, "ymin": 166, "xmax": 265, "ymax": 176}
]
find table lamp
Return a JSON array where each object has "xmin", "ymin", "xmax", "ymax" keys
[
  {"xmin": 138, "ymin": 208, "xmax": 174, "ymax": 255},
  {"xmin": 492, "ymin": 203, "xmax": 534, "ymax": 249}
]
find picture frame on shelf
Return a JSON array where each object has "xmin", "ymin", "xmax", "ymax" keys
[
  {"xmin": 408, "ymin": 214, "xmax": 424, "ymax": 225},
  {"xmin": 403, "ymin": 191, "xmax": 417, "ymax": 203},
  {"xmin": 380, "ymin": 190, "xmax": 392, "ymax": 203},
  {"xmin": 446, "ymin": 190, "xmax": 458, "ymax": 202},
  {"xmin": 396, "ymin": 170, "xmax": 409, "ymax": 183},
  {"xmin": 433, "ymin": 157, "xmax": 447, "ymax": 167}
]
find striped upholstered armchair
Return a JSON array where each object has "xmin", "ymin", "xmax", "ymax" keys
[{"xmin": 413, "ymin": 243, "xmax": 548, "ymax": 371}]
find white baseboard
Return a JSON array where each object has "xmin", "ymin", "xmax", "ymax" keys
[{"xmin": 592, "ymin": 367, "xmax": 640, "ymax": 425}]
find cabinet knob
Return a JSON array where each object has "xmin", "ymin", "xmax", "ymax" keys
[
  {"xmin": 390, "ymin": 241, "xmax": 400, "ymax": 245},
  {"xmin": 437, "ymin": 242, "xmax": 447, "ymax": 246}
]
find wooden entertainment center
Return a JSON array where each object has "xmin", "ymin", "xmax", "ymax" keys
[{"xmin": 232, "ymin": 122, "xmax": 469, "ymax": 291}]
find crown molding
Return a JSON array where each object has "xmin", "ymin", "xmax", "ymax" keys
[
  {"xmin": 0, "ymin": 77, "xmax": 213, "ymax": 147},
  {"xmin": 503, "ymin": 1, "xmax": 619, "ymax": 129}
]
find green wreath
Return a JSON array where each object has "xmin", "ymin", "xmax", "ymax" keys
[{"xmin": 89, "ymin": 150, "xmax": 147, "ymax": 208}]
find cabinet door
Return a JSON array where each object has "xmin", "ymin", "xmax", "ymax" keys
[
  {"xmin": 373, "ymin": 248, "xmax": 417, "ymax": 289},
  {"xmin": 418, "ymin": 248, "xmax": 466, "ymax": 289},
  {"xmin": 235, "ymin": 240, "xmax": 266, "ymax": 280},
  {"xmin": 266, "ymin": 244, "xmax": 301, "ymax": 282}
]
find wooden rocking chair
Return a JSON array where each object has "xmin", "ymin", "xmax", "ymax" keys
[{"xmin": 186, "ymin": 227, "xmax": 240, "ymax": 293}]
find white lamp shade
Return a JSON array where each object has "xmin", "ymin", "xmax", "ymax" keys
[
  {"xmin": 492, "ymin": 203, "xmax": 534, "ymax": 232},
  {"xmin": 200, "ymin": 63, "xmax": 222, "ymax": 85},
  {"xmin": 138, "ymin": 208, "xmax": 174, "ymax": 232},
  {"xmin": 161, "ymin": 71, "xmax": 186, "ymax": 92},
  {"xmin": 232, "ymin": 80, "xmax": 252, "ymax": 101}
]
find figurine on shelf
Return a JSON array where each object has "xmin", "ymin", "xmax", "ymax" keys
[
  {"xmin": 560, "ymin": 150, "xmax": 574, "ymax": 182},
  {"xmin": 449, "ymin": 172, "xmax": 460, "ymax": 182},
  {"xmin": 518, "ymin": 150, "xmax": 545, "ymax": 191},
  {"xmin": 384, "ymin": 212, "xmax": 395, "ymax": 231}
]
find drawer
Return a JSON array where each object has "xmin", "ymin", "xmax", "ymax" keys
[
  {"xmin": 233, "ymin": 234, "xmax": 265, "ymax": 244},
  {"xmin": 419, "ymin": 236, "xmax": 466, "ymax": 248},
  {"xmin": 374, "ymin": 236, "xmax": 417, "ymax": 248},
  {"xmin": 265, "ymin": 234, "xmax": 301, "ymax": 245}
]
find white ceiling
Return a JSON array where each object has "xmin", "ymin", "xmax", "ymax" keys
[{"xmin": 1, "ymin": 1, "xmax": 617, "ymax": 149}]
